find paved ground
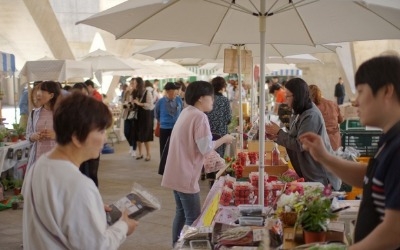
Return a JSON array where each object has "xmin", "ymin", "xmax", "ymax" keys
[{"xmin": 0, "ymin": 140, "xmax": 210, "ymax": 250}]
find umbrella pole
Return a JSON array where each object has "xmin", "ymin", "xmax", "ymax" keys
[
  {"xmin": 237, "ymin": 46, "xmax": 243, "ymax": 150},
  {"xmin": 258, "ymin": 1, "xmax": 267, "ymax": 206}
]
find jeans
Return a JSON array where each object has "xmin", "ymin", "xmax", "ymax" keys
[
  {"xmin": 337, "ymin": 96, "xmax": 345, "ymax": 105},
  {"xmin": 124, "ymin": 119, "xmax": 136, "ymax": 150},
  {"xmin": 172, "ymin": 190, "xmax": 201, "ymax": 245}
]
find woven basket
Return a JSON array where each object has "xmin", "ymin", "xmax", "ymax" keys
[{"xmin": 280, "ymin": 212, "xmax": 298, "ymax": 227}]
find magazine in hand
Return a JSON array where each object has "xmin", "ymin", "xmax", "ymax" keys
[{"xmin": 106, "ymin": 183, "xmax": 161, "ymax": 225}]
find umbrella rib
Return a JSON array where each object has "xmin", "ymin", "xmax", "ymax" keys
[
  {"xmin": 205, "ymin": 0, "xmax": 257, "ymax": 15},
  {"xmin": 270, "ymin": 44, "xmax": 285, "ymax": 57},
  {"xmin": 355, "ymin": 2, "xmax": 400, "ymax": 32},
  {"xmin": 289, "ymin": 1, "xmax": 316, "ymax": 46},
  {"xmin": 267, "ymin": 0, "xmax": 318, "ymax": 16}
]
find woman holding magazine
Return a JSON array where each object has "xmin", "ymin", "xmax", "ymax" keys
[{"xmin": 22, "ymin": 92, "xmax": 138, "ymax": 249}]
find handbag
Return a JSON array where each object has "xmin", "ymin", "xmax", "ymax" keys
[
  {"xmin": 154, "ymin": 122, "xmax": 160, "ymax": 137},
  {"xmin": 126, "ymin": 110, "xmax": 137, "ymax": 120}
]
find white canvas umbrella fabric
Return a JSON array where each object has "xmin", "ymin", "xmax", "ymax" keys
[
  {"xmin": 137, "ymin": 42, "xmax": 335, "ymax": 62},
  {"xmin": 122, "ymin": 58, "xmax": 196, "ymax": 78},
  {"xmin": 80, "ymin": 49, "xmax": 140, "ymax": 72},
  {"xmin": 77, "ymin": 0, "xmax": 400, "ymax": 206},
  {"xmin": 77, "ymin": 0, "xmax": 400, "ymax": 45},
  {"xmin": 20, "ymin": 60, "xmax": 93, "ymax": 82}
]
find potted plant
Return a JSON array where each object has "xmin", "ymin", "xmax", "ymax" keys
[
  {"xmin": 13, "ymin": 123, "xmax": 25, "ymax": 140},
  {"xmin": 0, "ymin": 128, "xmax": 8, "ymax": 146},
  {"xmin": 295, "ymin": 187, "xmax": 336, "ymax": 244},
  {"xmin": 12, "ymin": 179, "xmax": 24, "ymax": 195}
]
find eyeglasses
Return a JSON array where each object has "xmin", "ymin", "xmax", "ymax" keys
[{"xmin": 285, "ymin": 95, "xmax": 293, "ymax": 99}]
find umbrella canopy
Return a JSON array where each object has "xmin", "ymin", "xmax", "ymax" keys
[
  {"xmin": 80, "ymin": 49, "xmax": 140, "ymax": 72},
  {"xmin": 137, "ymin": 42, "xmax": 335, "ymax": 62},
  {"xmin": 77, "ymin": 0, "xmax": 400, "ymax": 45},
  {"xmin": 20, "ymin": 60, "xmax": 93, "ymax": 82},
  {"xmin": 118, "ymin": 58, "xmax": 197, "ymax": 78}
]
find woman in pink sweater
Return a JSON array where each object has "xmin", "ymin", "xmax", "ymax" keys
[{"xmin": 161, "ymin": 81, "xmax": 234, "ymax": 246}]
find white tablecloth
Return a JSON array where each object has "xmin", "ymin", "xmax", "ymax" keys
[{"xmin": 0, "ymin": 140, "xmax": 30, "ymax": 174}]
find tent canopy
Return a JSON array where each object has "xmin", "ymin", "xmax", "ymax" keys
[{"xmin": 0, "ymin": 51, "xmax": 16, "ymax": 75}]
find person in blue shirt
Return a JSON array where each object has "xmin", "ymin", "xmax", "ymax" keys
[
  {"xmin": 155, "ymin": 82, "xmax": 183, "ymax": 174},
  {"xmin": 18, "ymin": 84, "xmax": 29, "ymax": 130}
]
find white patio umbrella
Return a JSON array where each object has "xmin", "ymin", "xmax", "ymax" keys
[
  {"xmin": 77, "ymin": 0, "xmax": 400, "ymax": 206},
  {"xmin": 137, "ymin": 42, "xmax": 336, "ymax": 61},
  {"xmin": 123, "ymin": 58, "xmax": 197, "ymax": 78},
  {"xmin": 80, "ymin": 49, "xmax": 140, "ymax": 73},
  {"xmin": 19, "ymin": 60, "xmax": 93, "ymax": 83},
  {"xmin": 79, "ymin": 49, "xmax": 142, "ymax": 86}
]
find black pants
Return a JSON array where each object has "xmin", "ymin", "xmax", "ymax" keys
[
  {"xmin": 159, "ymin": 128, "xmax": 173, "ymax": 157},
  {"xmin": 79, "ymin": 155, "xmax": 100, "ymax": 187}
]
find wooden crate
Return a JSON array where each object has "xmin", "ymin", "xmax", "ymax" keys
[{"xmin": 247, "ymin": 140, "xmax": 287, "ymax": 155}]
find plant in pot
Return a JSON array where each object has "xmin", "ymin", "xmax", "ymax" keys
[
  {"xmin": 295, "ymin": 187, "xmax": 336, "ymax": 244},
  {"xmin": 13, "ymin": 123, "xmax": 26, "ymax": 140},
  {"xmin": 0, "ymin": 128, "xmax": 8, "ymax": 146},
  {"xmin": 12, "ymin": 179, "xmax": 24, "ymax": 195}
]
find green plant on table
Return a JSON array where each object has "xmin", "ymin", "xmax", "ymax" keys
[
  {"xmin": 295, "ymin": 187, "xmax": 336, "ymax": 232},
  {"xmin": 0, "ymin": 127, "xmax": 8, "ymax": 142}
]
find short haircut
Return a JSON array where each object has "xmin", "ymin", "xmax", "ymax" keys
[
  {"xmin": 285, "ymin": 78, "xmax": 313, "ymax": 115},
  {"xmin": 309, "ymin": 84, "xmax": 322, "ymax": 105},
  {"xmin": 72, "ymin": 82, "xmax": 88, "ymax": 92},
  {"xmin": 39, "ymin": 81, "xmax": 61, "ymax": 111},
  {"xmin": 355, "ymin": 55, "xmax": 400, "ymax": 99},
  {"xmin": 211, "ymin": 76, "xmax": 227, "ymax": 93},
  {"xmin": 185, "ymin": 81, "xmax": 214, "ymax": 106},
  {"xmin": 269, "ymin": 83, "xmax": 282, "ymax": 94},
  {"xmin": 84, "ymin": 79, "xmax": 95, "ymax": 88},
  {"xmin": 54, "ymin": 92, "xmax": 112, "ymax": 146}
]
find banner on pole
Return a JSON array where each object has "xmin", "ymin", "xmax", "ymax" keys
[{"xmin": 223, "ymin": 49, "xmax": 252, "ymax": 74}]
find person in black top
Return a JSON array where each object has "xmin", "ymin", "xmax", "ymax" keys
[
  {"xmin": 300, "ymin": 55, "xmax": 400, "ymax": 249},
  {"xmin": 334, "ymin": 77, "xmax": 346, "ymax": 105}
]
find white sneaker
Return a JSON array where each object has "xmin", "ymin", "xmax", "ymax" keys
[
  {"xmin": 131, "ymin": 150, "xmax": 137, "ymax": 157},
  {"xmin": 129, "ymin": 147, "xmax": 133, "ymax": 154}
]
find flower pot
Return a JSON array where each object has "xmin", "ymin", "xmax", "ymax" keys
[
  {"xmin": 303, "ymin": 230, "xmax": 326, "ymax": 244},
  {"xmin": 10, "ymin": 136, "xmax": 19, "ymax": 143},
  {"xmin": 14, "ymin": 187, "xmax": 21, "ymax": 195}
]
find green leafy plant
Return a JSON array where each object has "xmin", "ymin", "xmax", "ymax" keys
[
  {"xmin": 0, "ymin": 128, "xmax": 8, "ymax": 142},
  {"xmin": 295, "ymin": 188, "xmax": 336, "ymax": 232}
]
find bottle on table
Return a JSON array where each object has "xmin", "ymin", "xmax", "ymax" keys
[{"xmin": 271, "ymin": 143, "xmax": 280, "ymax": 166}]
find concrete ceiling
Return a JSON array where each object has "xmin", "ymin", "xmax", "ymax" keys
[{"xmin": 0, "ymin": 0, "xmax": 156, "ymax": 70}]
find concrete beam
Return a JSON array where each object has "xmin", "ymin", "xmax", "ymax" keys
[{"xmin": 23, "ymin": 0, "xmax": 74, "ymax": 59}]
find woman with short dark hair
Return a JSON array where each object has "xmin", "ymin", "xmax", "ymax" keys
[
  {"xmin": 22, "ymin": 92, "xmax": 138, "ymax": 249},
  {"xmin": 161, "ymin": 81, "xmax": 234, "ymax": 246}
]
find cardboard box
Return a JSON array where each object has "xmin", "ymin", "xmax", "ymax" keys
[{"xmin": 327, "ymin": 221, "xmax": 345, "ymax": 242}]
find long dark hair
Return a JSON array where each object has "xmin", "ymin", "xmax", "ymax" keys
[
  {"xmin": 134, "ymin": 77, "xmax": 145, "ymax": 99},
  {"xmin": 40, "ymin": 81, "xmax": 61, "ymax": 111},
  {"xmin": 285, "ymin": 78, "xmax": 312, "ymax": 115}
]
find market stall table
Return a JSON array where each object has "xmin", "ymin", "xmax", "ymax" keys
[{"xmin": 0, "ymin": 140, "xmax": 30, "ymax": 176}]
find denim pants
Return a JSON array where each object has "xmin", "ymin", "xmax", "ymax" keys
[
  {"xmin": 172, "ymin": 190, "xmax": 201, "ymax": 245},
  {"xmin": 123, "ymin": 119, "xmax": 136, "ymax": 150}
]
